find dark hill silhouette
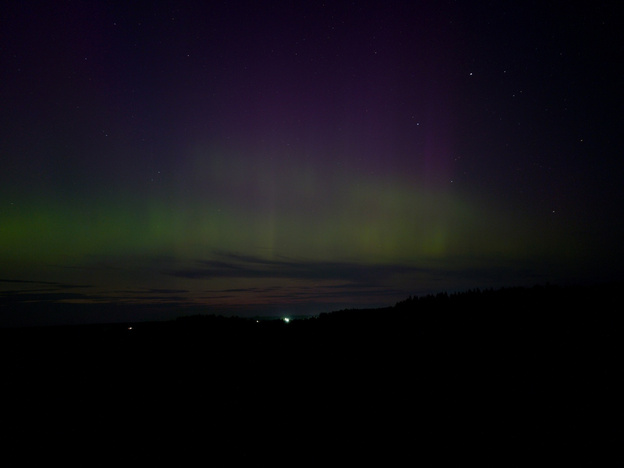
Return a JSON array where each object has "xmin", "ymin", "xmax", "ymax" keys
[{"xmin": 1, "ymin": 283, "xmax": 621, "ymax": 465}]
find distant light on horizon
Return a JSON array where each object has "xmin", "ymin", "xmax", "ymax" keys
[{"xmin": 283, "ymin": 318, "xmax": 290, "ymax": 323}]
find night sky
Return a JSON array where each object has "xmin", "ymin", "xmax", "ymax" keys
[{"xmin": 1, "ymin": 1, "xmax": 623, "ymax": 325}]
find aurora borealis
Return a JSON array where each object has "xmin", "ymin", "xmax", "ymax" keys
[{"xmin": 1, "ymin": 1, "xmax": 622, "ymax": 325}]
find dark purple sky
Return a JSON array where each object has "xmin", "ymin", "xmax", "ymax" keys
[{"xmin": 1, "ymin": 1, "xmax": 622, "ymax": 325}]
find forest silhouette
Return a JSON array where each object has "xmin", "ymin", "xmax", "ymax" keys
[{"xmin": 1, "ymin": 283, "xmax": 621, "ymax": 465}]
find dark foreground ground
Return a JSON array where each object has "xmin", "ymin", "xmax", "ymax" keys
[{"xmin": 1, "ymin": 284, "xmax": 622, "ymax": 465}]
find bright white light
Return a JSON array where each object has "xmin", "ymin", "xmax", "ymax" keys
[{"xmin": 283, "ymin": 318, "xmax": 290, "ymax": 323}]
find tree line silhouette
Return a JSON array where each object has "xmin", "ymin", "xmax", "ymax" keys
[{"xmin": 1, "ymin": 282, "xmax": 621, "ymax": 464}]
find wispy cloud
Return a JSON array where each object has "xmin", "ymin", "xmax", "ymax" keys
[
  {"xmin": 169, "ymin": 251, "xmax": 430, "ymax": 285},
  {"xmin": 0, "ymin": 278, "xmax": 92, "ymax": 289},
  {"xmin": 0, "ymin": 290, "xmax": 105, "ymax": 304}
]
